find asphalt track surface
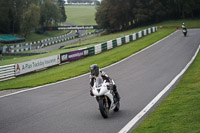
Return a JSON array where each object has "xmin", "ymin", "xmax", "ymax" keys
[{"xmin": 0, "ymin": 29, "xmax": 200, "ymax": 133}]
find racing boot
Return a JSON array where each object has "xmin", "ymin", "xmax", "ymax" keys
[
  {"xmin": 113, "ymin": 85, "xmax": 120, "ymax": 102},
  {"xmin": 114, "ymin": 91, "xmax": 120, "ymax": 102}
]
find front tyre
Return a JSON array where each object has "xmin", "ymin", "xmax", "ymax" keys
[
  {"xmin": 184, "ymin": 32, "xmax": 187, "ymax": 37},
  {"xmin": 99, "ymin": 99, "xmax": 109, "ymax": 118}
]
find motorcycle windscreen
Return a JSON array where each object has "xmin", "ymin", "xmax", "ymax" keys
[{"xmin": 95, "ymin": 77, "xmax": 104, "ymax": 88}]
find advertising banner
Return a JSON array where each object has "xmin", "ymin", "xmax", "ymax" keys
[
  {"xmin": 58, "ymin": 26, "xmax": 98, "ymax": 30},
  {"xmin": 67, "ymin": 50, "xmax": 85, "ymax": 61},
  {"xmin": 60, "ymin": 53, "xmax": 68, "ymax": 63},
  {"xmin": 60, "ymin": 49, "xmax": 88, "ymax": 63},
  {"xmin": 44, "ymin": 26, "xmax": 99, "ymax": 31},
  {"xmin": 15, "ymin": 55, "xmax": 60, "ymax": 76}
]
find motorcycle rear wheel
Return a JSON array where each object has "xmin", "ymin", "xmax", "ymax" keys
[{"xmin": 99, "ymin": 99, "xmax": 109, "ymax": 118}]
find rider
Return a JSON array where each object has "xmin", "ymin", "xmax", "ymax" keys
[
  {"xmin": 182, "ymin": 23, "xmax": 186, "ymax": 29},
  {"xmin": 89, "ymin": 64, "xmax": 120, "ymax": 101}
]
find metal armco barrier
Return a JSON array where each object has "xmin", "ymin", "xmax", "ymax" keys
[
  {"xmin": 0, "ymin": 27, "xmax": 157, "ymax": 81},
  {"xmin": 0, "ymin": 64, "xmax": 15, "ymax": 81}
]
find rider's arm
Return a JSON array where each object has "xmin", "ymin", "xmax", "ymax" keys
[
  {"xmin": 89, "ymin": 75, "xmax": 95, "ymax": 88},
  {"xmin": 100, "ymin": 71, "xmax": 112, "ymax": 83},
  {"xmin": 89, "ymin": 75, "xmax": 95, "ymax": 96}
]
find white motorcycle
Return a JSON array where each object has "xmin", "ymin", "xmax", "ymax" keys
[{"xmin": 92, "ymin": 77, "xmax": 120, "ymax": 118}]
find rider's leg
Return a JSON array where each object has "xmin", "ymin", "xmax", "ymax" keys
[{"xmin": 113, "ymin": 85, "xmax": 120, "ymax": 101}]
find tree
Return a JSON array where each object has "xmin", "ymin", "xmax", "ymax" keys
[
  {"xmin": 95, "ymin": 0, "xmax": 111, "ymax": 31},
  {"xmin": 40, "ymin": 0, "xmax": 62, "ymax": 26},
  {"xmin": 0, "ymin": 0, "xmax": 67, "ymax": 34},
  {"xmin": 0, "ymin": 0, "xmax": 13, "ymax": 33},
  {"xmin": 57, "ymin": 0, "xmax": 67, "ymax": 22},
  {"xmin": 95, "ymin": 0, "xmax": 200, "ymax": 33},
  {"xmin": 21, "ymin": 4, "xmax": 40, "ymax": 37}
]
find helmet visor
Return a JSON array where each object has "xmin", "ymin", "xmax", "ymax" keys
[{"xmin": 91, "ymin": 69, "xmax": 96, "ymax": 76}]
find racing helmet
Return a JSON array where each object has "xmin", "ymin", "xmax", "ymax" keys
[{"xmin": 90, "ymin": 64, "xmax": 99, "ymax": 76}]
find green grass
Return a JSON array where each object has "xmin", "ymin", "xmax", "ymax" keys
[
  {"xmin": 2, "ymin": 56, "xmax": 22, "ymax": 60},
  {"xmin": 157, "ymin": 19, "xmax": 200, "ymax": 28},
  {"xmin": 0, "ymin": 28, "xmax": 175, "ymax": 90},
  {"xmin": 132, "ymin": 51, "xmax": 200, "ymax": 133},
  {"xmin": 25, "ymin": 30, "xmax": 70, "ymax": 42},
  {"xmin": 65, "ymin": 6, "xmax": 97, "ymax": 25}
]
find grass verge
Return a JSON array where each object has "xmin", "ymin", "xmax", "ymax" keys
[
  {"xmin": 132, "ymin": 50, "xmax": 200, "ymax": 133},
  {"xmin": 0, "ymin": 28, "xmax": 175, "ymax": 90}
]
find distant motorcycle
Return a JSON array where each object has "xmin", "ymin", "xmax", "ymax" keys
[
  {"xmin": 182, "ymin": 28, "xmax": 187, "ymax": 37},
  {"xmin": 91, "ymin": 77, "xmax": 120, "ymax": 118}
]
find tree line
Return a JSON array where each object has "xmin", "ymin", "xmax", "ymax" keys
[
  {"xmin": 95, "ymin": 0, "xmax": 200, "ymax": 33},
  {"xmin": 0, "ymin": 0, "xmax": 67, "ymax": 37},
  {"xmin": 67, "ymin": 0, "xmax": 98, "ymax": 3}
]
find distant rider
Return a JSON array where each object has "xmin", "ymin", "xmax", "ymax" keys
[
  {"xmin": 89, "ymin": 64, "xmax": 120, "ymax": 101},
  {"xmin": 182, "ymin": 23, "xmax": 186, "ymax": 30}
]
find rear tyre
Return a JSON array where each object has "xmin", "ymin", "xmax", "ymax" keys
[{"xmin": 99, "ymin": 99, "xmax": 109, "ymax": 118}]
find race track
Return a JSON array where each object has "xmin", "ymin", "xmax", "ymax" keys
[{"xmin": 0, "ymin": 29, "xmax": 200, "ymax": 133}]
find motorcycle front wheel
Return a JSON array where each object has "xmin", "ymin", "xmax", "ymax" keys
[{"xmin": 99, "ymin": 98, "xmax": 109, "ymax": 118}]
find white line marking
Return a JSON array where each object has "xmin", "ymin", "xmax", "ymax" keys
[
  {"xmin": 118, "ymin": 44, "xmax": 200, "ymax": 133},
  {"xmin": 0, "ymin": 30, "xmax": 177, "ymax": 99}
]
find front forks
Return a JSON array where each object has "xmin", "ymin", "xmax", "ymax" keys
[
  {"xmin": 105, "ymin": 96, "xmax": 109, "ymax": 108},
  {"xmin": 97, "ymin": 96, "xmax": 109, "ymax": 108}
]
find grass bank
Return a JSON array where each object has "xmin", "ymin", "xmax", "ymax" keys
[
  {"xmin": 65, "ymin": 6, "xmax": 96, "ymax": 25},
  {"xmin": 133, "ymin": 51, "xmax": 200, "ymax": 133},
  {"xmin": 0, "ymin": 28, "xmax": 175, "ymax": 90}
]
